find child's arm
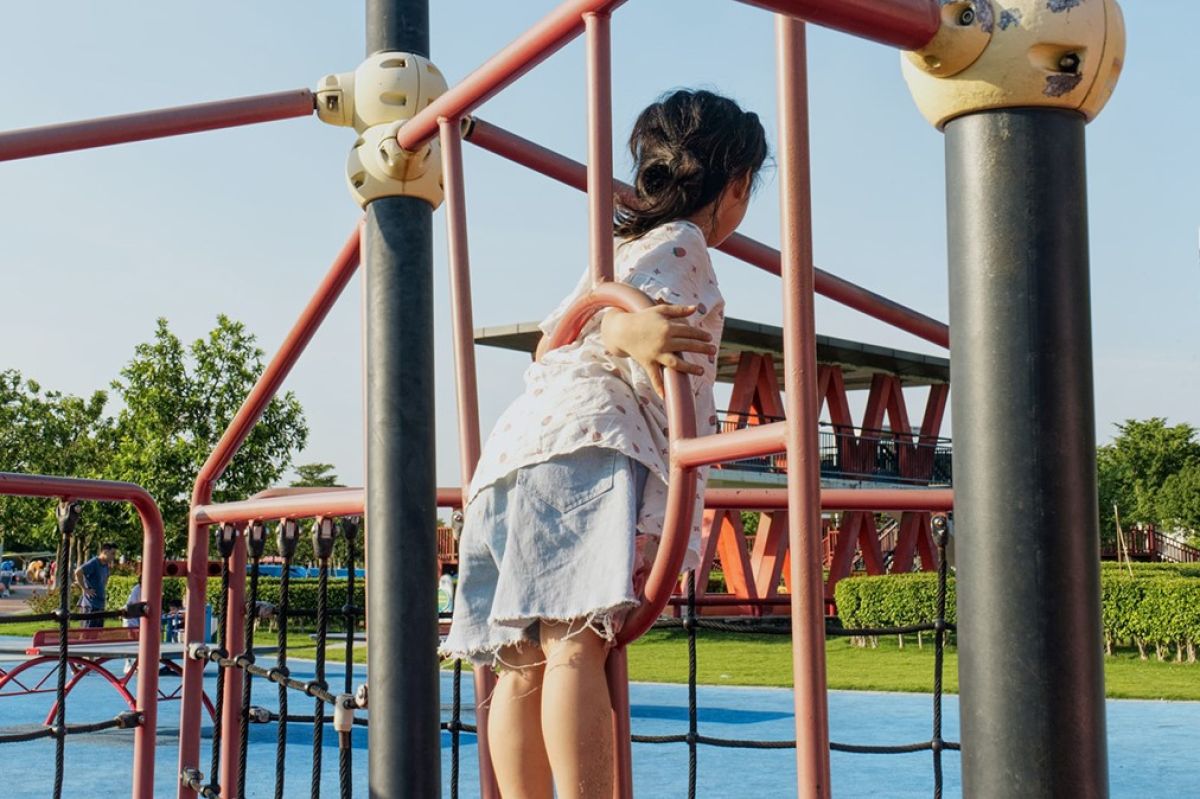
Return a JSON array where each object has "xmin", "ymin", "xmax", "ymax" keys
[{"xmin": 600, "ymin": 304, "xmax": 714, "ymax": 397}]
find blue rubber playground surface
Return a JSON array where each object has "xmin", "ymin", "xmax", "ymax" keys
[{"xmin": 0, "ymin": 648, "xmax": 1195, "ymax": 797}]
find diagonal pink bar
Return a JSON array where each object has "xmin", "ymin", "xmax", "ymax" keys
[
  {"xmin": 0, "ymin": 90, "xmax": 314, "ymax": 162},
  {"xmin": 177, "ymin": 226, "xmax": 361, "ymax": 799},
  {"xmin": 395, "ymin": 0, "xmax": 627, "ymax": 152},
  {"xmin": 734, "ymin": 0, "xmax": 940, "ymax": 49},
  {"xmin": 464, "ymin": 117, "xmax": 949, "ymax": 348}
]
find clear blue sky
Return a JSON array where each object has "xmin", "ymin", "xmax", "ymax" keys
[{"xmin": 2, "ymin": 2, "xmax": 1197, "ymax": 489}]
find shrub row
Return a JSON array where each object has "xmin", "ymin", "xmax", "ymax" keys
[
  {"xmin": 833, "ymin": 573, "xmax": 956, "ymax": 643},
  {"xmin": 102, "ymin": 574, "xmax": 365, "ymax": 631},
  {"xmin": 836, "ymin": 568, "xmax": 1200, "ymax": 662}
]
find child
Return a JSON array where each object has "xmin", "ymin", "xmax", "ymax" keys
[{"xmin": 441, "ymin": 89, "xmax": 767, "ymax": 798}]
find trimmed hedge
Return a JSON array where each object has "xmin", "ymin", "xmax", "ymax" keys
[
  {"xmin": 103, "ymin": 574, "xmax": 365, "ymax": 631},
  {"xmin": 837, "ymin": 567, "xmax": 1200, "ymax": 662}
]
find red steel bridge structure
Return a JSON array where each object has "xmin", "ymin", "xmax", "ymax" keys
[{"xmin": 0, "ymin": 1, "xmax": 1126, "ymax": 798}]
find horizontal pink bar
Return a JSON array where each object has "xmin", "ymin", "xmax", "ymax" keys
[
  {"xmin": 192, "ymin": 488, "xmax": 365, "ymax": 524},
  {"xmin": 395, "ymin": 0, "xmax": 626, "ymax": 152},
  {"xmin": 464, "ymin": 118, "xmax": 949, "ymax": 348},
  {"xmin": 666, "ymin": 595, "xmax": 792, "ymax": 607},
  {"xmin": 0, "ymin": 90, "xmax": 314, "ymax": 162},
  {"xmin": 734, "ymin": 0, "xmax": 940, "ymax": 49},
  {"xmin": 200, "ymin": 484, "xmax": 951, "ymax": 520},
  {"xmin": 674, "ymin": 422, "xmax": 788, "ymax": 468},
  {"xmin": 0, "ymin": 471, "xmax": 160, "ymax": 514},
  {"xmin": 706, "ymin": 487, "xmax": 954, "ymax": 512}
]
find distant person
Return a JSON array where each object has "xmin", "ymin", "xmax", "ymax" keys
[
  {"xmin": 27, "ymin": 559, "xmax": 46, "ymax": 584},
  {"xmin": 163, "ymin": 598, "xmax": 185, "ymax": 642},
  {"xmin": 125, "ymin": 574, "xmax": 142, "ymax": 629},
  {"xmin": 74, "ymin": 543, "xmax": 117, "ymax": 628},
  {"xmin": 0, "ymin": 561, "xmax": 13, "ymax": 597}
]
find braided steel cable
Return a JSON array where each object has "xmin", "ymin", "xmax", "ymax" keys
[
  {"xmin": 238, "ymin": 551, "xmax": 263, "ymax": 799},
  {"xmin": 0, "ymin": 605, "xmax": 144, "ymax": 626},
  {"xmin": 274, "ymin": 548, "xmax": 292, "ymax": 799},
  {"xmin": 0, "ymin": 711, "xmax": 141, "ymax": 744},
  {"xmin": 451, "ymin": 659, "xmax": 462, "ymax": 799},
  {"xmin": 51, "ymin": 500, "xmax": 78, "ymax": 799},
  {"xmin": 207, "ymin": 554, "xmax": 232, "ymax": 796},
  {"xmin": 686, "ymin": 572, "xmax": 698, "ymax": 799},
  {"xmin": 312, "ymin": 556, "xmax": 330, "ymax": 799},
  {"xmin": 340, "ymin": 519, "xmax": 359, "ymax": 799},
  {"xmin": 931, "ymin": 518, "xmax": 951, "ymax": 799}
]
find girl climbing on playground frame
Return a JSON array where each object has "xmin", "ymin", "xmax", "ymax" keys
[{"xmin": 441, "ymin": 88, "xmax": 768, "ymax": 799}]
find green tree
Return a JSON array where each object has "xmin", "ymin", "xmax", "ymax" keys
[
  {"xmin": 0, "ymin": 370, "xmax": 117, "ymax": 556},
  {"xmin": 1097, "ymin": 418, "xmax": 1200, "ymax": 541},
  {"xmin": 291, "ymin": 463, "xmax": 340, "ymax": 488},
  {"xmin": 1157, "ymin": 464, "xmax": 1200, "ymax": 545},
  {"xmin": 110, "ymin": 316, "xmax": 308, "ymax": 556}
]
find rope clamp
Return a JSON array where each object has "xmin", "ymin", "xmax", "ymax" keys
[
  {"xmin": 217, "ymin": 522, "xmax": 239, "ymax": 558},
  {"xmin": 333, "ymin": 694, "xmax": 356, "ymax": 732},
  {"xmin": 247, "ymin": 520, "xmax": 268, "ymax": 559}
]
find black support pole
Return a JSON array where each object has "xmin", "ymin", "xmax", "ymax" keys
[
  {"xmin": 364, "ymin": 2, "xmax": 438, "ymax": 798},
  {"xmin": 945, "ymin": 109, "xmax": 1108, "ymax": 799}
]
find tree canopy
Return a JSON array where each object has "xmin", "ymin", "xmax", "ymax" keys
[
  {"xmin": 1098, "ymin": 418, "xmax": 1200, "ymax": 543},
  {"xmin": 0, "ymin": 316, "xmax": 311, "ymax": 558}
]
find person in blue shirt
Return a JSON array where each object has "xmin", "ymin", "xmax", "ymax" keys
[{"xmin": 74, "ymin": 543, "xmax": 117, "ymax": 628}]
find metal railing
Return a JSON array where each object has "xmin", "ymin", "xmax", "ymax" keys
[{"xmin": 716, "ymin": 412, "xmax": 952, "ymax": 486}]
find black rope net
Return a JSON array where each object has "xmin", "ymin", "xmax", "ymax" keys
[
  {"xmin": 0, "ymin": 500, "xmax": 148, "ymax": 799},
  {"xmin": 179, "ymin": 516, "xmax": 363, "ymax": 799},
  {"xmin": 627, "ymin": 515, "xmax": 959, "ymax": 799},
  {"xmin": 4, "ymin": 498, "xmax": 954, "ymax": 798}
]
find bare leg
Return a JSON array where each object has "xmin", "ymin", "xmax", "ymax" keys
[
  {"xmin": 540, "ymin": 620, "xmax": 614, "ymax": 799},
  {"xmin": 488, "ymin": 642, "xmax": 553, "ymax": 799}
]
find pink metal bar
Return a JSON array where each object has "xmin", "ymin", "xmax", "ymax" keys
[
  {"xmin": 0, "ymin": 89, "xmax": 314, "ymax": 162},
  {"xmin": 674, "ymin": 421, "xmax": 787, "ymax": 468},
  {"xmin": 439, "ymin": 115, "xmax": 501, "ymax": 799},
  {"xmin": 776, "ymin": 15, "xmax": 832, "ymax": 797},
  {"xmin": 0, "ymin": 472, "xmax": 164, "ymax": 799},
  {"xmin": 542, "ymin": 283, "xmax": 698, "ymax": 799},
  {"xmin": 734, "ymin": 0, "xmax": 940, "ymax": 49},
  {"xmin": 219, "ymin": 529, "xmax": 247, "ymax": 795},
  {"xmin": 440, "ymin": 119, "xmax": 486, "ymax": 500},
  {"xmin": 178, "ymin": 226, "xmax": 361, "ymax": 799},
  {"xmin": 706, "ymin": 486, "xmax": 954, "ymax": 512},
  {"xmin": 192, "ymin": 489, "xmax": 365, "ymax": 524},
  {"xmin": 585, "ymin": 11, "xmax": 615, "ymax": 284},
  {"xmin": 395, "ymin": 0, "xmax": 627, "ymax": 152},
  {"xmin": 197, "ymin": 484, "xmax": 952, "ymax": 517},
  {"xmin": 463, "ymin": 118, "xmax": 950, "ymax": 348}
]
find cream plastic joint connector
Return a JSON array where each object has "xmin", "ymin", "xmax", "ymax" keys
[
  {"xmin": 316, "ymin": 52, "xmax": 448, "ymax": 208},
  {"xmin": 902, "ymin": 0, "xmax": 1125, "ymax": 129}
]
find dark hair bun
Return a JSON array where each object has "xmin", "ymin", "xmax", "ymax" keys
[{"xmin": 616, "ymin": 89, "xmax": 767, "ymax": 239}]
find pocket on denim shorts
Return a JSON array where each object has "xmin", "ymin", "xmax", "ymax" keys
[{"xmin": 517, "ymin": 449, "xmax": 617, "ymax": 514}]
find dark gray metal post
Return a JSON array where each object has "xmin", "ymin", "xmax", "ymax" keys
[
  {"xmin": 945, "ymin": 108, "xmax": 1107, "ymax": 799},
  {"xmin": 364, "ymin": 2, "xmax": 439, "ymax": 797}
]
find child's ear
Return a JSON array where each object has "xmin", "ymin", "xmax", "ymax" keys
[{"xmin": 735, "ymin": 173, "xmax": 752, "ymax": 200}]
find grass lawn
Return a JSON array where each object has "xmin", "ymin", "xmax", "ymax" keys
[{"xmin": 5, "ymin": 619, "xmax": 1199, "ymax": 701}]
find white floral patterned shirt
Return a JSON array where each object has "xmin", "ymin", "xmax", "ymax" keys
[{"xmin": 467, "ymin": 220, "xmax": 724, "ymax": 570}]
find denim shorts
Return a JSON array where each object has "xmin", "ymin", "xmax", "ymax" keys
[{"xmin": 440, "ymin": 447, "xmax": 648, "ymax": 667}]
